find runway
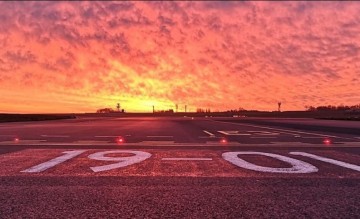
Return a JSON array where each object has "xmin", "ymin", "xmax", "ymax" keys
[
  {"xmin": 0, "ymin": 116, "xmax": 359, "ymax": 218},
  {"xmin": 0, "ymin": 116, "xmax": 359, "ymax": 146}
]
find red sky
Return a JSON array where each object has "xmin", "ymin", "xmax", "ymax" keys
[{"xmin": 0, "ymin": 1, "xmax": 359, "ymax": 113}]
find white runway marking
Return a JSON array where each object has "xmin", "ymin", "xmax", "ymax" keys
[
  {"xmin": 89, "ymin": 150, "xmax": 151, "ymax": 172},
  {"xmin": 162, "ymin": 158, "xmax": 213, "ymax": 161},
  {"xmin": 74, "ymin": 140, "xmax": 109, "ymax": 144},
  {"xmin": 218, "ymin": 131, "xmax": 251, "ymax": 136},
  {"xmin": 146, "ymin": 136, "xmax": 173, "ymax": 138},
  {"xmin": 21, "ymin": 150, "xmax": 86, "ymax": 173},
  {"xmin": 250, "ymin": 137, "xmax": 277, "ymax": 139},
  {"xmin": 41, "ymin": 135, "xmax": 70, "ymax": 138},
  {"xmin": 222, "ymin": 151, "xmax": 318, "ymax": 173},
  {"xmin": 302, "ymin": 137, "xmax": 326, "ymax": 139},
  {"xmin": 203, "ymin": 130, "xmax": 215, "ymax": 137},
  {"xmin": 95, "ymin": 136, "xmax": 122, "ymax": 138},
  {"xmin": 290, "ymin": 152, "xmax": 360, "ymax": 172},
  {"xmin": 213, "ymin": 121, "xmax": 352, "ymax": 139},
  {"xmin": 198, "ymin": 136, "xmax": 222, "ymax": 139},
  {"xmin": 247, "ymin": 131, "xmax": 279, "ymax": 135},
  {"xmin": 140, "ymin": 141, "xmax": 175, "ymax": 144}
]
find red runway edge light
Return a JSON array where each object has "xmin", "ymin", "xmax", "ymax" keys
[
  {"xmin": 116, "ymin": 136, "xmax": 125, "ymax": 144},
  {"xmin": 323, "ymin": 138, "xmax": 331, "ymax": 145},
  {"xmin": 220, "ymin": 138, "xmax": 228, "ymax": 144},
  {"xmin": 14, "ymin": 137, "xmax": 20, "ymax": 143}
]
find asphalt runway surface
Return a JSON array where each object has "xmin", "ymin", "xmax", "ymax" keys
[{"xmin": 0, "ymin": 117, "xmax": 359, "ymax": 218}]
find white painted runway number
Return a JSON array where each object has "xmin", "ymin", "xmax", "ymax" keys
[
  {"xmin": 222, "ymin": 152, "xmax": 318, "ymax": 173},
  {"xmin": 88, "ymin": 150, "xmax": 151, "ymax": 172},
  {"xmin": 20, "ymin": 150, "xmax": 360, "ymax": 174},
  {"xmin": 21, "ymin": 150, "xmax": 151, "ymax": 173},
  {"xmin": 290, "ymin": 152, "xmax": 360, "ymax": 172},
  {"xmin": 21, "ymin": 150, "xmax": 87, "ymax": 173}
]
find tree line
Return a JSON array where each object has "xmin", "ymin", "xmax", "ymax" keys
[{"xmin": 305, "ymin": 104, "xmax": 360, "ymax": 111}]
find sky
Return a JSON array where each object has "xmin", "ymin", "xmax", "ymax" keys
[{"xmin": 0, "ymin": 1, "xmax": 359, "ymax": 113}]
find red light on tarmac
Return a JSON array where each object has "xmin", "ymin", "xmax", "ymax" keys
[
  {"xmin": 323, "ymin": 138, "xmax": 331, "ymax": 145},
  {"xmin": 116, "ymin": 136, "xmax": 125, "ymax": 144},
  {"xmin": 14, "ymin": 137, "xmax": 20, "ymax": 143},
  {"xmin": 220, "ymin": 138, "xmax": 227, "ymax": 144}
]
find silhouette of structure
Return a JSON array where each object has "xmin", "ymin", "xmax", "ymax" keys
[
  {"xmin": 116, "ymin": 103, "xmax": 120, "ymax": 112},
  {"xmin": 185, "ymin": 105, "xmax": 187, "ymax": 112},
  {"xmin": 152, "ymin": 105, "xmax": 155, "ymax": 113},
  {"xmin": 278, "ymin": 102, "xmax": 282, "ymax": 112}
]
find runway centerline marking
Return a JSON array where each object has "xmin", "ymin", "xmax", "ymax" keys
[{"xmin": 161, "ymin": 157, "xmax": 213, "ymax": 161}]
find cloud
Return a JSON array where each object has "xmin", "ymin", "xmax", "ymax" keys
[{"xmin": 0, "ymin": 1, "xmax": 360, "ymax": 113}]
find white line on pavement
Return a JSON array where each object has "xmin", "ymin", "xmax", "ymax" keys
[
  {"xmin": 95, "ymin": 136, "xmax": 121, "ymax": 138},
  {"xmin": 162, "ymin": 158, "xmax": 213, "ymax": 161},
  {"xmin": 203, "ymin": 130, "xmax": 215, "ymax": 137},
  {"xmin": 198, "ymin": 136, "xmax": 222, "ymax": 139},
  {"xmin": 213, "ymin": 120, "xmax": 356, "ymax": 140},
  {"xmin": 302, "ymin": 137, "xmax": 326, "ymax": 139},
  {"xmin": 250, "ymin": 137, "xmax": 277, "ymax": 138},
  {"xmin": 146, "ymin": 136, "xmax": 173, "ymax": 138},
  {"xmin": 41, "ymin": 135, "xmax": 70, "ymax": 138},
  {"xmin": 218, "ymin": 131, "xmax": 251, "ymax": 136}
]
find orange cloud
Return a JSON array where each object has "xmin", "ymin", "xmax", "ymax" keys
[{"xmin": 0, "ymin": 1, "xmax": 359, "ymax": 113}]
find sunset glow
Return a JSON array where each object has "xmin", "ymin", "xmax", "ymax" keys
[{"xmin": 0, "ymin": 1, "xmax": 359, "ymax": 113}]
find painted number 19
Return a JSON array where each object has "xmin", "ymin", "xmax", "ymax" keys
[{"xmin": 21, "ymin": 150, "xmax": 151, "ymax": 173}]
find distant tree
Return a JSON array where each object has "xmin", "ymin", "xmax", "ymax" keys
[
  {"xmin": 196, "ymin": 108, "xmax": 205, "ymax": 113},
  {"xmin": 96, "ymin": 108, "xmax": 115, "ymax": 113},
  {"xmin": 305, "ymin": 104, "xmax": 360, "ymax": 112},
  {"xmin": 305, "ymin": 105, "xmax": 316, "ymax": 111},
  {"xmin": 350, "ymin": 104, "xmax": 360, "ymax": 110}
]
